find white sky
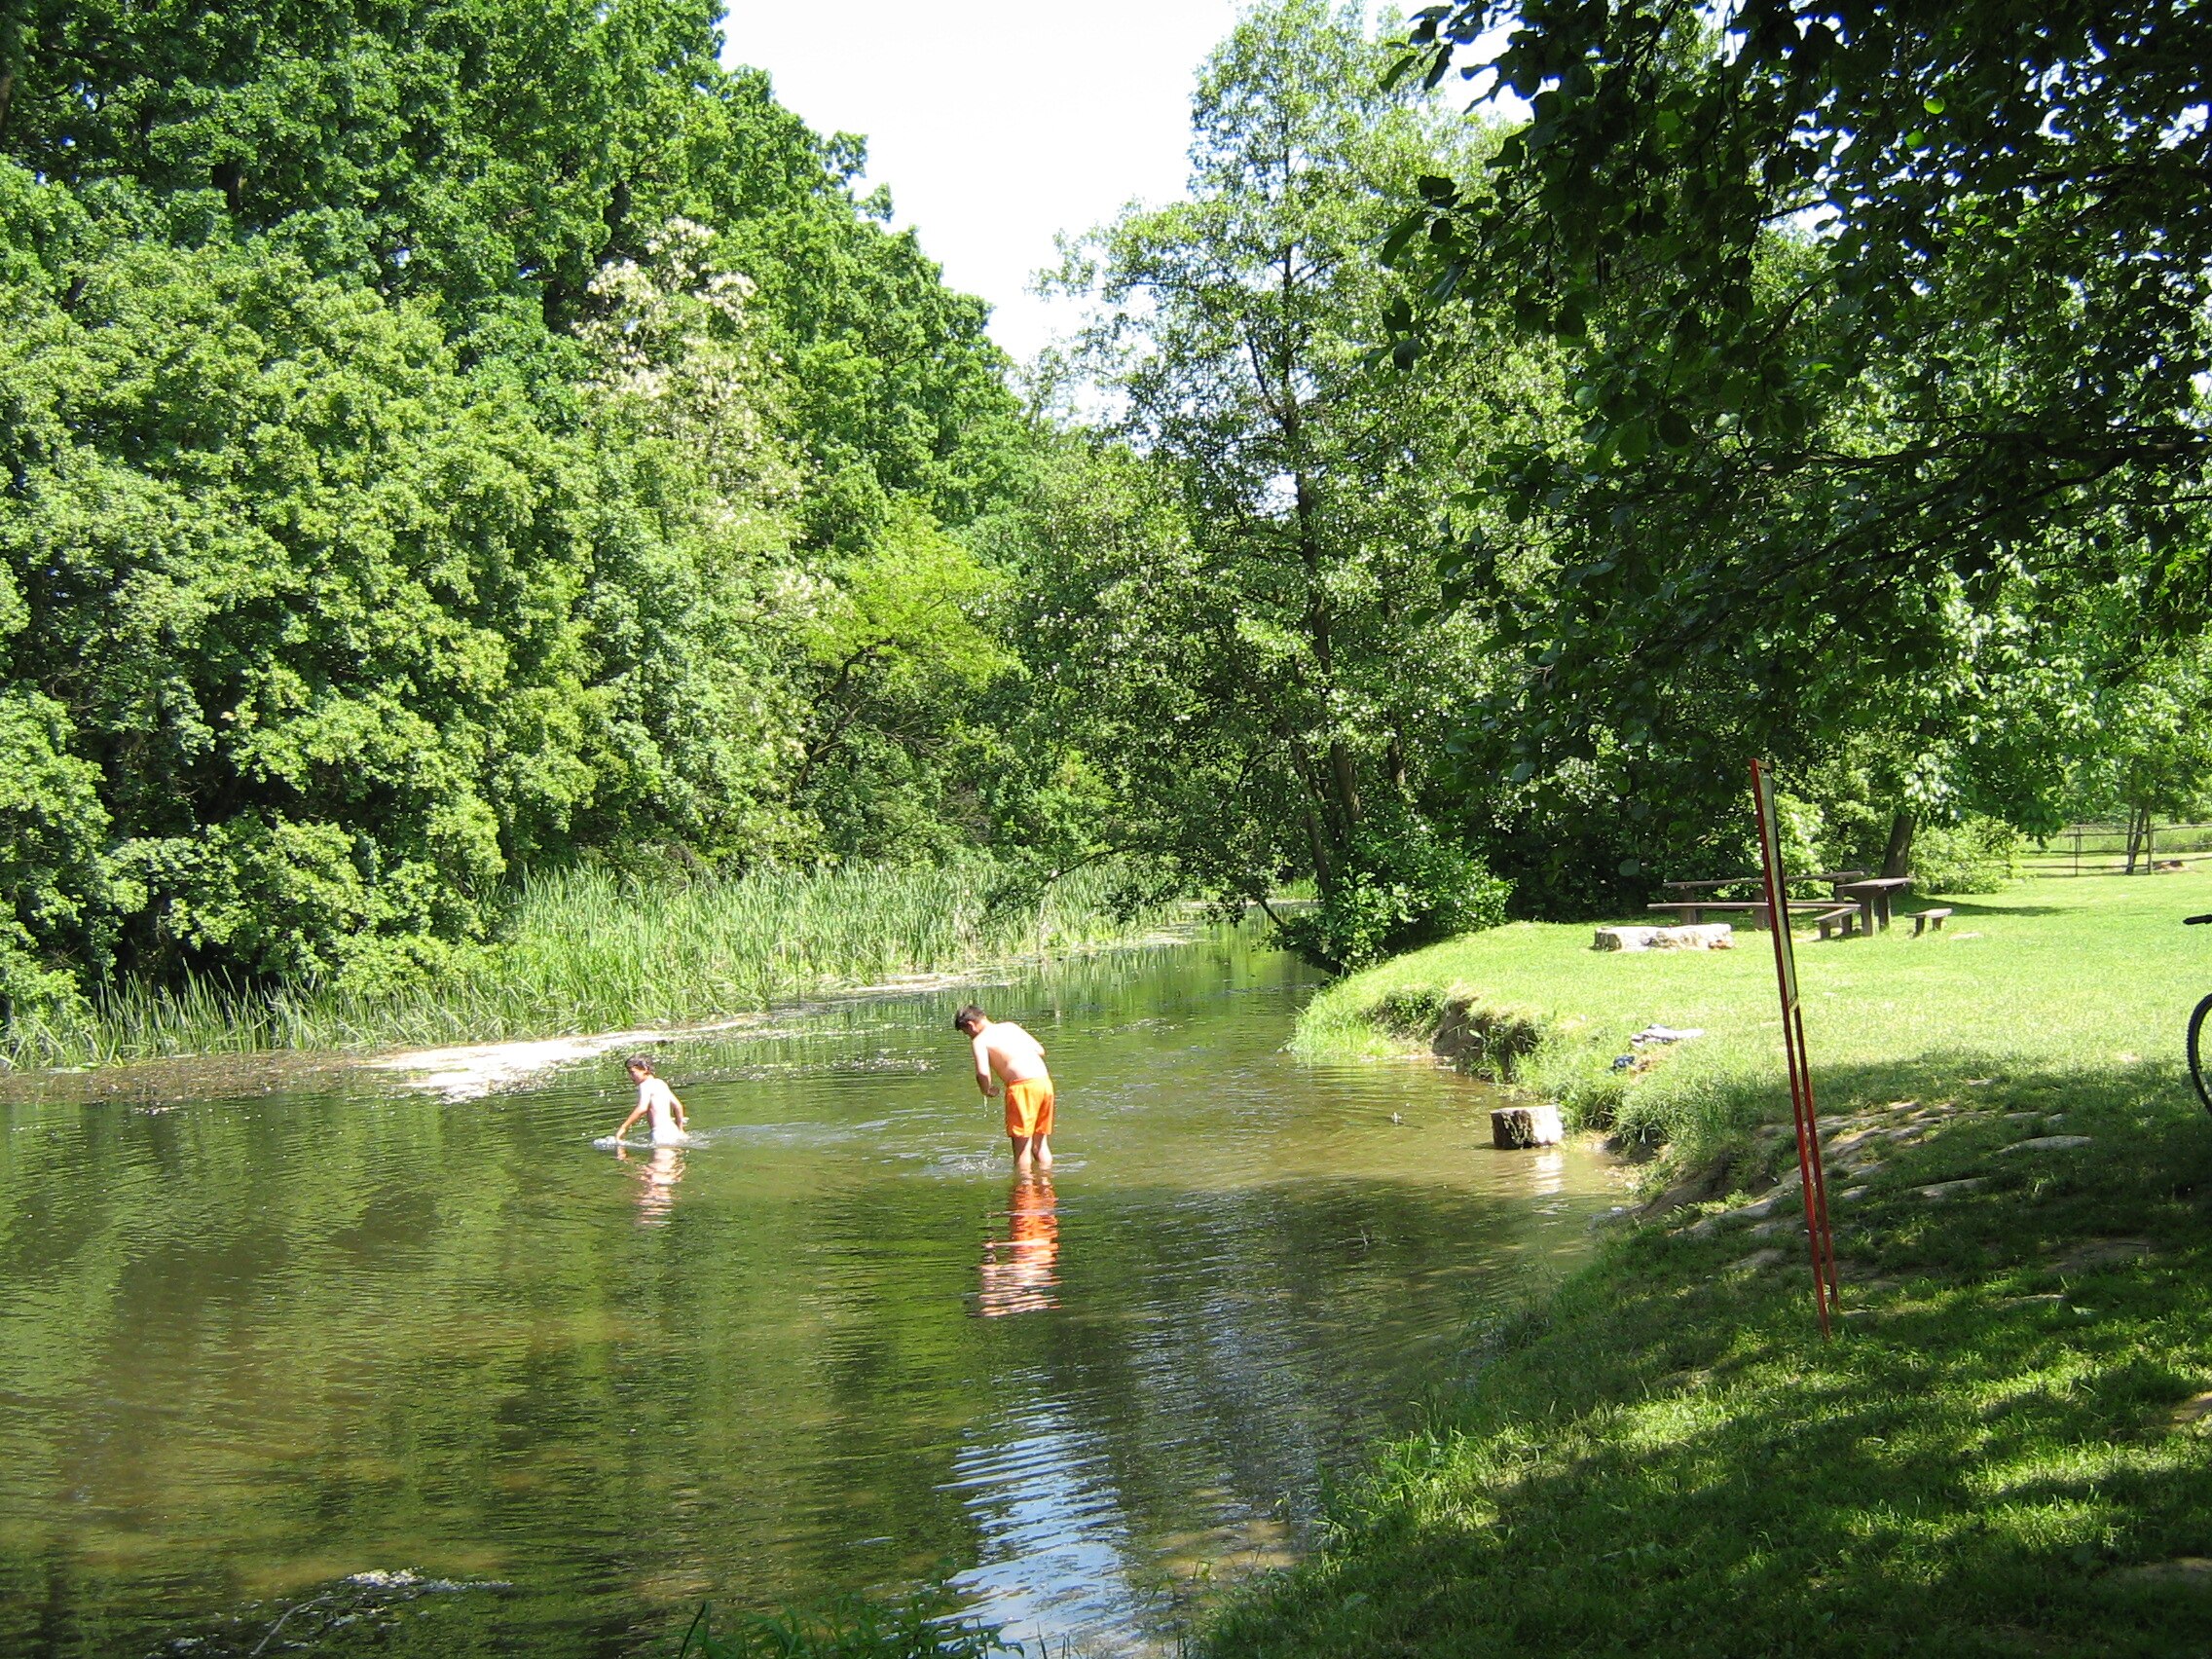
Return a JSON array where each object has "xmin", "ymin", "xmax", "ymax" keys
[{"xmin": 719, "ymin": 0, "xmax": 1245, "ymax": 363}]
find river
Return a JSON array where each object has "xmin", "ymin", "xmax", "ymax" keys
[{"xmin": 0, "ymin": 926, "xmax": 1615, "ymax": 1656}]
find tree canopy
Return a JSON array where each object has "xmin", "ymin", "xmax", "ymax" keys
[
  {"xmin": 991, "ymin": 0, "xmax": 1534, "ymax": 968},
  {"xmin": 0, "ymin": 0, "xmax": 1032, "ymax": 1022},
  {"xmin": 1363, "ymin": 0, "xmax": 2212, "ymax": 899},
  {"xmin": 6, "ymin": 0, "xmax": 2210, "ymax": 1035}
]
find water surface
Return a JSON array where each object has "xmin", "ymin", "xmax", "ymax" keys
[{"xmin": 0, "ymin": 929, "xmax": 1613, "ymax": 1655}]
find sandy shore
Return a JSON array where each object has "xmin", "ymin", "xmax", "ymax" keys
[{"xmin": 363, "ymin": 1019, "xmax": 765, "ymax": 1100}]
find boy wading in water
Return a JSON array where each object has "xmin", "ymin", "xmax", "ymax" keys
[
  {"xmin": 955, "ymin": 1005, "xmax": 1053, "ymax": 1171},
  {"xmin": 612, "ymin": 1054, "xmax": 688, "ymax": 1146}
]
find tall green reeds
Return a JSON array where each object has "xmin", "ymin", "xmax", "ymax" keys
[{"xmin": 5, "ymin": 860, "xmax": 1185, "ymax": 1070}]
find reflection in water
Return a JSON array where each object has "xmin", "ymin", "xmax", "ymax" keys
[
  {"xmin": 0, "ymin": 925, "xmax": 1618, "ymax": 1659},
  {"xmin": 976, "ymin": 1175, "xmax": 1059, "ymax": 1318},
  {"xmin": 619, "ymin": 1142, "xmax": 687, "ymax": 1225}
]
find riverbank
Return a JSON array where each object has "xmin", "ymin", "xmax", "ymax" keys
[
  {"xmin": 1202, "ymin": 873, "xmax": 2212, "ymax": 1654},
  {"xmin": 2, "ymin": 859, "xmax": 1187, "ymax": 1075}
]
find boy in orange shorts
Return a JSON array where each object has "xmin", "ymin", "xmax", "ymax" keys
[{"xmin": 954, "ymin": 1003, "xmax": 1054, "ymax": 1171}]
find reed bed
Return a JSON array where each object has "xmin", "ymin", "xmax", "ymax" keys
[{"xmin": 5, "ymin": 859, "xmax": 1185, "ymax": 1070}]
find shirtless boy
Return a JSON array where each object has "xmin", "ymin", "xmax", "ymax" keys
[
  {"xmin": 955, "ymin": 1004, "xmax": 1054, "ymax": 1171},
  {"xmin": 611, "ymin": 1054, "xmax": 688, "ymax": 1146}
]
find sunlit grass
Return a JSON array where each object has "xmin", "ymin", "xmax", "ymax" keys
[
  {"xmin": 1204, "ymin": 1069, "xmax": 2212, "ymax": 1656},
  {"xmin": 1293, "ymin": 871, "xmax": 2212, "ymax": 1171},
  {"xmin": 674, "ymin": 1590, "xmax": 1031, "ymax": 1658},
  {"xmin": 1210, "ymin": 871, "xmax": 2212, "ymax": 1656},
  {"xmin": 5, "ymin": 860, "xmax": 1185, "ymax": 1069}
]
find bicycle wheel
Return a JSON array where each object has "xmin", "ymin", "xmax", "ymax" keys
[{"xmin": 2192, "ymin": 993, "xmax": 2212, "ymax": 1115}]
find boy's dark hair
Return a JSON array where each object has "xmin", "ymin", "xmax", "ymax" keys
[
  {"xmin": 953, "ymin": 1005, "xmax": 986, "ymax": 1034},
  {"xmin": 625, "ymin": 1053, "xmax": 655, "ymax": 1073}
]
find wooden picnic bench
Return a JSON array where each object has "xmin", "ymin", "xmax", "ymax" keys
[
  {"xmin": 1644, "ymin": 898, "xmax": 1858, "ymax": 927},
  {"xmin": 1660, "ymin": 869, "xmax": 1868, "ymax": 891},
  {"xmin": 1655, "ymin": 871, "xmax": 1875, "ymax": 928},
  {"xmin": 1813, "ymin": 904, "xmax": 1862, "ymax": 941},
  {"xmin": 1902, "ymin": 906, "xmax": 1953, "ymax": 937},
  {"xmin": 1834, "ymin": 875, "xmax": 1912, "ymax": 934}
]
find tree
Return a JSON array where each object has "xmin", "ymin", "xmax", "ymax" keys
[
  {"xmin": 0, "ymin": 0, "xmax": 1051, "ymax": 1020},
  {"xmin": 0, "ymin": 0, "xmax": 1020, "ymax": 554},
  {"xmin": 1372, "ymin": 0, "xmax": 2212, "ymax": 830},
  {"xmin": 789, "ymin": 504, "xmax": 1015, "ymax": 862},
  {"xmin": 1016, "ymin": 0, "xmax": 1525, "ymax": 967},
  {"xmin": 2064, "ymin": 638, "xmax": 2212, "ymax": 860}
]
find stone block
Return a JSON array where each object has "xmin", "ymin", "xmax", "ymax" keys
[
  {"xmin": 1491, "ymin": 1104, "xmax": 1564, "ymax": 1148},
  {"xmin": 1593, "ymin": 924, "xmax": 1734, "ymax": 952}
]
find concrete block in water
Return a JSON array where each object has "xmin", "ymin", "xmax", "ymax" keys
[{"xmin": 1492, "ymin": 1104, "xmax": 1564, "ymax": 1149}]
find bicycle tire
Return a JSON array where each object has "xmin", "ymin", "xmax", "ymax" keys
[{"xmin": 2193, "ymin": 993, "xmax": 2212, "ymax": 1116}]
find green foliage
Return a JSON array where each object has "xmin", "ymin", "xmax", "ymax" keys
[
  {"xmin": 1274, "ymin": 819, "xmax": 1510, "ymax": 973},
  {"xmin": 1010, "ymin": 1, "xmax": 1539, "ymax": 951},
  {"xmin": 793, "ymin": 505, "xmax": 1017, "ymax": 861},
  {"xmin": 0, "ymin": 0, "xmax": 1039, "ymax": 1030},
  {"xmin": 675, "ymin": 1591, "xmax": 1020, "ymax": 1659},
  {"xmin": 0, "ymin": 0, "xmax": 1020, "ymax": 538},
  {"xmin": 1910, "ymin": 815, "xmax": 2025, "ymax": 896},
  {"xmin": 4, "ymin": 858, "xmax": 1178, "ymax": 1069},
  {"xmin": 0, "ymin": 690, "xmax": 105, "ymax": 1024},
  {"xmin": 1, "ymin": 202, "xmax": 595, "ymax": 984},
  {"xmin": 2062, "ymin": 636, "xmax": 2212, "ymax": 826},
  {"xmin": 1390, "ymin": 0, "xmax": 2212, "ymax": 654},
  {"xmin": 1367, "ymin": 0, "xmax": 2212, "ymax": 914}
]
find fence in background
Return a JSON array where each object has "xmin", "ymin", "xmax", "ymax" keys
[{"xmin": 2021, "ymin": 820, "xmax": 2212, "ymax": 877}]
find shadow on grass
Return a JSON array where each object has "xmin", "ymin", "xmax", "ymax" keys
[
  {"xmin": 1912, "ymin": 898, "xmax": 2071, "ymax": 918},
  {"xmin": 1608, "ymin": 1050, "xmax": 2205, "ymax": 1178},
  {"xmin": 1206, "ymin": 1068, "xmax": 2212, "ymax": 1657}
]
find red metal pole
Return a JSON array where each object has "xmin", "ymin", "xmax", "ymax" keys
[{"xmin": 1749, "ymin": 760, "xmax": 1841, "ymax": 1336}]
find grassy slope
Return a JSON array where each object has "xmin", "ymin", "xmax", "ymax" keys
[{"xmin": 1208, "ymin": 875, "xmax": 2212, "ymax": 1657}]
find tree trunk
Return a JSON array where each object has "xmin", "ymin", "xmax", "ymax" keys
[
  {"xmin": 1881, "ymin": 812, "xmax": 1915, "ymax": 881},
  {"xmin": 0, "ymin": 12, "xmax": 22, "ymax": 137},
  {"xmin": 1302, "ymin": 804, "xmax": 1334, "ymax": 891},
  {"xmin": 1328, "ymin": 738, "xmax": 1362, "ymax": 838}
]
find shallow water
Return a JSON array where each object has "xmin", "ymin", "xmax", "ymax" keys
[{"xmin": 0, "ymin": 929, "xmax": 1615, "ymax": 1656}]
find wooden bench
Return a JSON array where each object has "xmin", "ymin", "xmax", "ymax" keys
[
  {"xmin": 1904, "ymin": 907, "xmax": 1953, "ymax": 937},
  {"xmin": 1813, "ymin": 905, "xmax": 1861, "ymax": 941}
]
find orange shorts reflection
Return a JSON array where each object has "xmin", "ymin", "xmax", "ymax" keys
[{"xmin": 976, "ymin": 1174, "xmax": 1059, "ymax": 1317}]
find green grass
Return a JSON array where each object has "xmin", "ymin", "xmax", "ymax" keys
[
  {"xmin": 674, "ymin": 1590, "xmax": 1032, "ymax": 1658},
  {"xmin": 1204, "ymin": 874, "xmax": 2212, "ymax": 1656},
  {"xmin": 1295, "ymin": 871, "xmax": 2212, "ymax": 1178},
  {"xmin": 4, "ymin": 859, "xmax": 1185, "ymax": 1070}
]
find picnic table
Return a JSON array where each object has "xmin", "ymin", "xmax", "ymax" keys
[
  {"xmin": 1834, "ymin": 875, "xmax": 1912, "ymax": 934},
  {"xmin": 1660, "ymin": 869, "xmax": 1866, "ymax": 897},
  {"xmin": 1648, "ymin": 873, "xmax": 1870, "ymax": 927}
]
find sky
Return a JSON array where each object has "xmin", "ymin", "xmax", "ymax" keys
[{"xmin": 719, "ymin": 0, "xmax": 1245, "ymax": 363}]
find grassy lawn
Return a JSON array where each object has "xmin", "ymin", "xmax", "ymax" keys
[
  {"xmin": 1203, "ymin": 874, "xmax": 2212, "ymax": 1656},
  {"xmin": 1294, "ymin": 871, "xmax": 2212, "ymax": 1175}
]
